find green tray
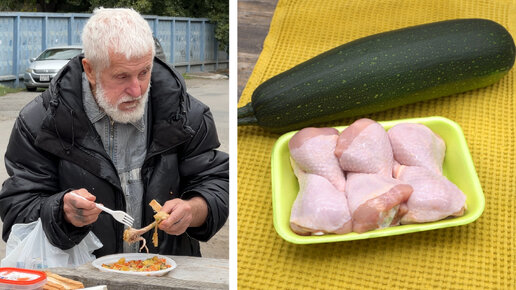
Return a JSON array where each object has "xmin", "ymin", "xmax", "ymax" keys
[{"xmin": 271, "ymin": 116, "xmax": 485, "ymax": 244}]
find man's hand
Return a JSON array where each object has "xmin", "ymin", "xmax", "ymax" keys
[
  {"xmin": 158, "ymin": 196, "xmax": 208, "ymax": 235},
  {"xmin": 63, "ymin": 188, "xmax": 102, "ymax": 227}
]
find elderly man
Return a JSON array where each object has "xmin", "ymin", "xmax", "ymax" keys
[{"xmin": 0, "ymin": 8, "xmax": 228, "ymax": 257}]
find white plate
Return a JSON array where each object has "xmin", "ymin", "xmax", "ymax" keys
[{"xmin": 91, "ymin": 253, "xmax": 177, "ymax": 276}]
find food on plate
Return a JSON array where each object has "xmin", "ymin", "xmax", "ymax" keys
[
  {"xmin": 388, "ymin": 123, "xmax": 446, "ymax": 174},
  {"xmin": 238, "ymin": 18, "xmax": 515, "ymax": 133},
  {"xmin": 335, "ymin": 118, "xmax": 393, "ymax": 177},
  {"xmin": 101, "ymin": 256, "xmax": 171, "ymax": 272},
  {"xmin": 123, "ymin": 200, "xmax": 170, "ymax": 253},
  {"xmin": 43, "ymin": 272, "xmax": 84, "ymax": 289},
  {"xmin": 345, "ymin": 173, "xmax": 412, "ymax": 233},
  {"xmin": 289, "ymin": 127, "xmax": 346, "ymax": 191},
  {"xmin": 288, "ymin": 118, "xmax": 467, "ymax": 235},
  {"xmin": 289, "ymin": 160, "xmax": 352, "ymax": 235}
]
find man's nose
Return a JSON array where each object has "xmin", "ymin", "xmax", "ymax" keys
[{"xmin": 125, "ymin": 76, "xmax": 142, "ymax": 97}]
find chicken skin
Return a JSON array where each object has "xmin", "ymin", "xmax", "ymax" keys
[
  {"xmin": 335, "ymin": 118, "xmax": 393, "ymax": 177},
  {"xmin": 289, "ymin": 127, "xmax": 346, "ymax": 191},
  {"xmin": 290, "ymin": 160, "xmax": 352, "ymax": 235},
  {"xmin": 345, "ymin": 172, "xmax": 412, "ymax": 233},
  {"xmin": 388, "ymin": 123, "xmax": 446, "ymax": 174},
  {"xmin": 394, "ymin": 164, "xmax": 466, "ymax": 224}
]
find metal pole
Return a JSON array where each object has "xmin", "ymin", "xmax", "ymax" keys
[
  {"xmin": 200, "ymin": 20, "xmax": 205, "ymax": 72},
  {"xmin": 186, "ymin": 19, "xmax": 191, "ymax": 72},
  {"xmin": 13, "ymin": 15, "xmax": 20, "ymax": 87},
  {"xmin": 68, "ymin": 15, "xmax": 73, "ymax": 45},
  {"xmin": 42, "ymin": 16, "xmax": 47, "ymax": 51},
  {"xmin": 215, "ymin": 39, "xmax": 219, "ymax": 71},
  {"xmin": 170, "ymin": 19, "xmax": 175, "ymax": 66}
]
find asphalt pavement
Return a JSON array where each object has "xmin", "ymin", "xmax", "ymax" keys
[{"xmin": 0, "ymin": 75, "xmax": 229, "ymax": 260}]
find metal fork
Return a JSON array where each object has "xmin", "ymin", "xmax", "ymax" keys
[{"xmin": 70, "ymin": 192, "xmax": 134, "ymax": 227}]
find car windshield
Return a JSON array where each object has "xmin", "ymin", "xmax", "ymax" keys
[{"xmin": 37, "ymin": 48, "xmax": 82, "ymax": 61}]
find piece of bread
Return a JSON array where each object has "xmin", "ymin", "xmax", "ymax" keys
[
  {"xmin": 153, "ymin": 211, "xmax": 169, "ymax": 221},
  {"xmin": 149, "ymin": 199, "xmax": 162, "ymax": 212},
  {"xmin": 43, "ymin": 281, "xmax": 65, "ymax": 290},
  {"xmin": 44, "ymin": 272, "xmax": 84, "ymax": 289}
]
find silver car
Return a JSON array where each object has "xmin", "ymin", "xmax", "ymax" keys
[{"xmin": 24, "ymin": 46, "xmax": 83, "ymax": 91}]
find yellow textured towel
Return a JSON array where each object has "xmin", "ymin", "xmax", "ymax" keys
[{"xmin": 238, "ymin": 0, "xmax": 515, "ymax": 289}]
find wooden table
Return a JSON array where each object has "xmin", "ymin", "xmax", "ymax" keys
[
  {"xmin": 238, "ymin": 0, "xmax": 279, "ymax": 99},
  {"xmin": 47, "ymin": 256, "xmax": 228, "ymax": 289}
]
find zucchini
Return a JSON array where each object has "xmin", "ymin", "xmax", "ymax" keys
[{"xmin": 238, "ymin": 18, "xmax": 515, "ymax": 133}]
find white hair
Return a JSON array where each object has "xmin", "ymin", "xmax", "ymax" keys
[{"xmin": 82, "ymin": 7, "xmax": 156, "ymax": 72}]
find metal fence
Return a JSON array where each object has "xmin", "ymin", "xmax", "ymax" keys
[{"xmin": 0, "ymin": 12, "xmax": 228, "ymax": 87}]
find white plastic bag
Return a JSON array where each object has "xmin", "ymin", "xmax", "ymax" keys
[{"xmin": 1, "ymin": 218, "xmax": 103, "ymax": 269}]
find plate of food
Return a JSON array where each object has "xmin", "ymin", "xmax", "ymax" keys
[
  {"xmin": 271, "ymin": 116, "xmax": 485, "ymax": 244},
  {"xmin": 92, "ymin": 253, "xmax": 176, "ymax": 276}
]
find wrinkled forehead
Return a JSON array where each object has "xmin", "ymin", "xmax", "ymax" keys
[{"xmin": 103, "ymin": 49, "xmax": 154, "ymax": 73}]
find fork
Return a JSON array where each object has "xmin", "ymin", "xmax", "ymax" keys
[{"xmin": 70, "ymin": 192, "xmax": 134, "ymax": 227}]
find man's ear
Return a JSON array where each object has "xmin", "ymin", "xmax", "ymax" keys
[{"xmin": 81, "ymin": 58, "xmax": 96, "ymax": 87}]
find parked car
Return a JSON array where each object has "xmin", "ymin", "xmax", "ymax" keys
[{"xmin": 24, "ymin": 46, "xmax": 83, "ymax": 91}]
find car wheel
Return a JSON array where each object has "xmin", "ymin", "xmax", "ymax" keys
[{"xmin": 26, "ymin": 87, "xmax": 37, "ymax": 92}]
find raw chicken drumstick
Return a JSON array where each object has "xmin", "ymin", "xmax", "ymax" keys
[
  {"xmin": 345, "ymin": 172, "xmax": 412, "ymax": 233},
  {"xmin": 389, "ymin": 123, "xmax": 466, "ymax": 223},
  {"xmin": 388, "ymin": 123, "xmax": 446, "ymax": 174},
  {"xmin": 289, "ymin": 127, "xmax": 346, "ymax": 191},
  {"xmin": 289, "ymin": 161, "xmax": 352, "ymax": 235},
  {"xmin": 393, "ymin": 164, "xmax": 466, "ymax": 224},
  {"xmin": 335, "ymin": 118, "xmax": 393, "ymax": 177}
]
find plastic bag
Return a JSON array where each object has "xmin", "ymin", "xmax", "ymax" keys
[{"xmin": 1, "ymin": 218, "xmax": 103, "ymax": 269}]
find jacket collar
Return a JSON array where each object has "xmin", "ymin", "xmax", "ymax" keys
[
  {"xmin": 34, "ymin": 55, "xmax": 195, "ymax": 185},
  {"xmin": 36, "ymin": 54, "xmax": 194, "ymax": 151}
]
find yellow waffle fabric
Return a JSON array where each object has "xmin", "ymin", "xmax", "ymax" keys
[{"xmin": 238, "ymin": 0, "xmax": 516, "ymax": 289}]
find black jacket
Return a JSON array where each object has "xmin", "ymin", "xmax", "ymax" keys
[{"xmin": 0, "ymin": 55, "xmax": 229, "ymax": 257}]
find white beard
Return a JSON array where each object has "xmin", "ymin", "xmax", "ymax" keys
[{"xmin": 94, "ymin": 81, "xmax": 149, "ymax": 124}]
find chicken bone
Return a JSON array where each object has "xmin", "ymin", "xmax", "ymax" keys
[{"xmin": 122, "ymin": 199, "xmax": 170, "ymax": 253}]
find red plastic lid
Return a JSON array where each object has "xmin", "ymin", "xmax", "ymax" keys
[{"xmin": 0, "ymin": 268, "xmax": 46, "ymax": 285}]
